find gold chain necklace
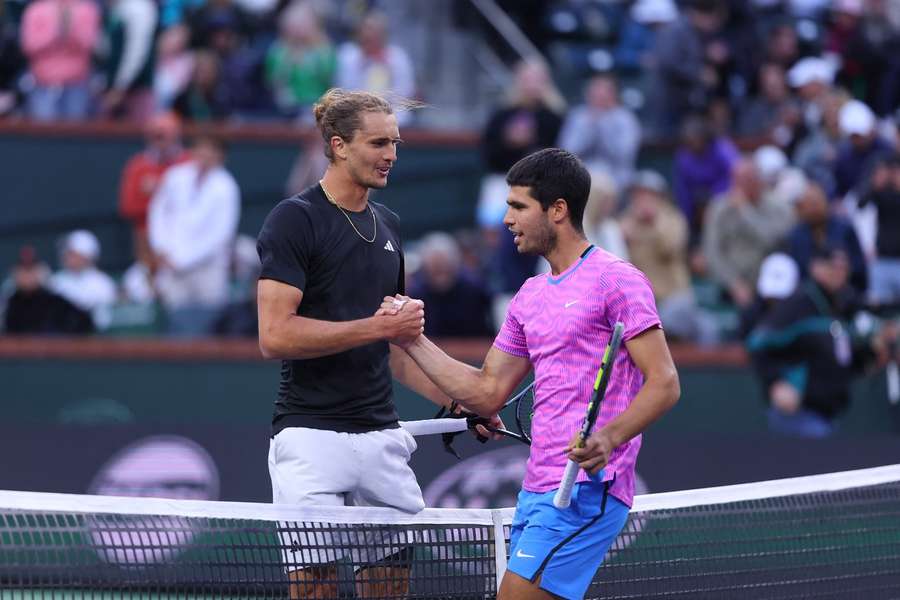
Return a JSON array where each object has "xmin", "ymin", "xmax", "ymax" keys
[{"xmin": 320, "ymin": 180, "xmax": 377, "ymax": 243}]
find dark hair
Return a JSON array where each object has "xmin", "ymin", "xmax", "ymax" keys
[{"xmin": 506, "ymin": 148, "xmax": 591, "ymax": 233}]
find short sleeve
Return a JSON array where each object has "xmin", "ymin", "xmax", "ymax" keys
[
  {"xmin": 256, "ymin": 200, "xmax": 314, "ymax": 292},
  {"xmin": 601, "ymin": 262, "xmax": 662, "ymax": 341},
  {"xmin": 493, "ymin": 292, "xmax": 529, "ymax": 357}
]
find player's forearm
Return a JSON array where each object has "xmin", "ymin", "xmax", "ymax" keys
[
  {"xmin": 259, "ymin": 315, "xmax": 383, "ymax": 360},
  {"xmin": 390, "ymin": 347, "xmax": 453, "ymax": 409},
  {"xmin": 601, "ymin": 368, "xmax": 680, "ymax": 448},
  {"xmin": 404, "ymin": 336, "xmax": 496, "ymax": 416}
]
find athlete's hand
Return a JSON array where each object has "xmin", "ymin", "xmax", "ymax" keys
[
  {"xmin": 375, "ymin": 294, "xmax": 425, "ymax": 347},
  {"xmin": 566, "ymin": 429, "xmax": 614, "ymax": 476},
  {"xmin": 476, "ymin": 414, "xmax": 506, "ymax": 441},
  {"xmin": 376, "ymin": 294, "xmax": 410, "ymax": 316}
]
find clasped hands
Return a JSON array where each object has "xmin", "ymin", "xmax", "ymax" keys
[{"xmin": 376, "ymin": 294, "xmax": 425, "ymax": 347}]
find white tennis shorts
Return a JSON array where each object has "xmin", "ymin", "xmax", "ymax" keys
[{"xmin": 268, "ymin": 426, "xmax": 425, "ymax": 568}]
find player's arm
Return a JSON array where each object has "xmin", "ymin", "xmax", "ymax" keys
[
  {"xmin": 569, "ymin": 326, "xmax": 680, "ymax": 474},
  {"xmin": 389, "ymin": 346, "xmax": 453, "ymax": 409},
  {"xmin": 400, "ymin": 334, "xmax": 532, "ymax": 418},
  {"xmin": 257, "ymin": 278, "xmax": 423, "ymax": 360}
]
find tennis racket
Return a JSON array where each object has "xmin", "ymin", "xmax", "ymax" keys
[
  {"xmin": 553, "ymin": 321, "xmax": 625, "ymax": 509},
  {"xmin": 400, "ymin": 382, "xmax": 534, "ymax": 457}
]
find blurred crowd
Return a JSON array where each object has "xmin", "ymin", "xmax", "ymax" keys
[
  {"xmin": 0, "ymin": 0, "xmax": 414, "ymax": 122},
  {"xmin": 3, "ymin": 0, "xmax": 900, "ymax": 436}
]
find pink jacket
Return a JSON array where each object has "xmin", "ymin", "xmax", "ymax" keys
[{"xmin": 21, "ymin": 0, "xmax": 100, "ymax": 85}]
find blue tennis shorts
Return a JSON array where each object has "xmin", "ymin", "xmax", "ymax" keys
[{"xmin": 507, "ymin": 474, "xmax": 630, "ymax": 600}]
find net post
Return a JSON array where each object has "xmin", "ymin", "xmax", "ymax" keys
[{"xmin": 491, "ymin": 508, "xmax": 507, "ymax": 591}]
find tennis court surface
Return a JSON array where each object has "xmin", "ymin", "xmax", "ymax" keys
[{"xmin": 2, "ymin": 464, "xmax": 899, "ymax": 599}]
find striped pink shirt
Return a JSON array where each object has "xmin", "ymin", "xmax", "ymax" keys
[{"xmin": 494, "ymin": 247, "xmax": 660, "ymax": 507}]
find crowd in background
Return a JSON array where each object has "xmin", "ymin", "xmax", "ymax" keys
[{"xmin": 2, "ymin": 0, "xmax": 900, "ymax": 437}]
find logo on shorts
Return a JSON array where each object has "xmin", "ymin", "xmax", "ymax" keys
[
  {"xmin": 565, "ymin": 299, "xmax": 580, "ymax": 308},
  {"xmin": 515, "ymin": 549, "xmax": 536, "ymax": 558},
  {"xmin": 384, "ymin": 240, "xmax": 395, "ymax": 252}
]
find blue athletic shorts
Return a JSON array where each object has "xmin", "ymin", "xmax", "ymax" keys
[{"xmin": 506, "ymin": 474, "xmax": 630, "ymax": 600}]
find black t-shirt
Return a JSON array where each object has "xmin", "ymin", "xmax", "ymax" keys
[{"xmin": 257, "ymin": 184, "xmax": 405, "ymax": 434}]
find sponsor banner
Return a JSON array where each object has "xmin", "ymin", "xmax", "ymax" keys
[{"xmin": 1, "ymin": 425, "xmax": 899, "ymax": 505}]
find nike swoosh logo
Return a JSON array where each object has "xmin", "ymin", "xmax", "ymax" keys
[
  {"xmin": 565, "ymin": 300, "xmax": 579, "ymax": 308},
  {"xmin": 516, "ymin": 549, "xmax": 536, "ymax": 558}
]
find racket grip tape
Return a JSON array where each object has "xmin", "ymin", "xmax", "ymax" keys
[
  {"xmin": 399, "ymin": 419, "xmax": 469, "ymax": 436},
  {"xmin": 553, "ymin": 459, "xmax": 581, "ymax": 508}
]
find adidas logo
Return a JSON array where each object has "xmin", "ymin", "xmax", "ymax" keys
[{"xmin": 384, "ymin": 240, "xmax": 395, "ymax": 252}]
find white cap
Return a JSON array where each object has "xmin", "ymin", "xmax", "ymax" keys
[
  {"xmin": 757, "ymin": 253, "xmax": 799, "ymax": 300},
  {"xmin": 787, "ymin": 57, "xmax": 834, "ymax": 88},
  {"xmin": 631, "ymin": 0, "xmax": 678, "ymax": 24},
  {"xmin": 64, "ymin": 230, "xmax": 100, "ymax": 262},
  {"xmin": 753, "ymin": 145, "xmax": 788, "ymax": 184},
  {"xmin": 838, "ymin": 99, "xmax": 876, "ymax": 137}
]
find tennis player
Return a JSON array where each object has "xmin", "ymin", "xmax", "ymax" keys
[
  {"xmin": 385, "ymin": 148, "xmax": 680, "ymax": 600},
  {"xmin": 257, "ymin": 88, "xmax": 453, "ymax": 599}
]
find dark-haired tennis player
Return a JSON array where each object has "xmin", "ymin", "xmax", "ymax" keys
[
  {"xmin": 385, "ymin": 148, "xmax": 680, "ymax": 600},
  {"xmin": 257, "ymin": 88, "xmax": 453, "ymax": 599}
]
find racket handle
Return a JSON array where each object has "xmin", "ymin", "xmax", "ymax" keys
[
  {"xmin": 399, "ymin": 418, "xmax": 469, "ymax": 436},
  {"xmin": 553, "ymin": 460, "xmax": 580, "ymax": 509}
]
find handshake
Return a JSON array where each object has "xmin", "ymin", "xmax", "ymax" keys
[{"xmin": 375, "ymin": 294, "xmax": 425, "ymax": 347}]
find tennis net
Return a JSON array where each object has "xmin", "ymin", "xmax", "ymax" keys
[{"xmin": 1, "ymin": 464, "xmax": 899, "ymax": 599}]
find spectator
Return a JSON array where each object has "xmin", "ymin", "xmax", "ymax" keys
[
  {"xmin": 739, "ymin": 251, "xmax": 800, "ymax": 338},
  {"xmin": 4, "ymin": 245, "xmax": 93, "ymax": 334},
  {"xmin": 649, "ymin": 0, "xmax": 730, "ymax": 136},
  {"xmin": 186, "ymin": 0, "xmax": 251, "ymax": 51},
  {"xmin": 20, "ymin": 0, "xmax": 100, "ymax": 121},
  {"xmin": 786, "ymin": 56, "xmax": 836, "ymax": 134},
  {"xmin": 614, "ymin": 0, "xmax": 678, "ymax": 73},
  {"xmin": 478, "ymin": 59, "xmax": 565, "ymax": 233},
  {"xmin": 557, "ymin": 73, "xmax": 641, "ymax": 189},
  {"xmin": 824, "ymin": 0, "xmax": 869, "ymax": 94},
  {"xmin": 858, "ymin": 154, "xmax": 900, "ymax": 305},
  {"xmin": 747, "ymin": 244, "xmax": 895, "ymax": 437},
  {"xmin": 621, "ymin": 169, "xmax": 718, "ymax": 344},
  {"xmin": 582, "ymin": 168, "xmax": 628, "ymax": 260},
  {"xmin": 785, "ymin": 179, "xmax": 869, "ymax": 296},
  {"xmin": 335, "ymin": 10, "xmax": 415, "ymax": 124},
  {"xmin": 408, "ymin": 232, "xmax": 493, "ymax": 337},
  {"xmin": 833, "ymin": 99, "xmax": 895, "ymax": 198},
  {"xmin": 118, "ymin": 111, "xmax": 190, "ymax": 271},
  {"xmin": 47, "ymin": 230, "xmax": 117, "ymax": 330},
  {"xmin": 265, "ymin": 1, "xmax": 334, "ymax": 119},
  {"xmin": 479, "ymin": 59, "xmax": 564, "ymax": 323},
  {"xmin": 672, "ymin": 114, "xmax": 739, "ymax": 247},
  {"xmin": 153, "ymin": 25, "xmax": 195, "ymax": 110},
  {"xmin": 703, "ymin": 157, "xmax": 795, "ymax": 308},
  {"xmin": 172, "ymin": 50, "xmax": 233, "ymax": 120},
  {"xmin": 735, "ymin": 62, "xmax": 799, "ymax": 146},
  {"xmin": 99, "ymin": 0, "xmax": 158, "ymax": 121},
  {"xmin": 792, "ymin": 88, "xmax": 847, "ymax": 193},
  {"xmin": 148, "ymin": 134, "xmax": 240, "ymax": 335}
]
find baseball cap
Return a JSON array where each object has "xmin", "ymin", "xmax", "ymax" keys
[
  {"xmin": 757, "ymin": 253, "xmax": 799, "ymax": 300},
  {"xmin": 753, "ymin": 145, "xmax": 788, "ymax": 184},
  {"xmin": 838, "ymin": 99, "xmax": 876, "ymax": 137},
  {"xmin": 64, "ymin": 230, "xmax": 100, "ymax": 262},
  {"xmin": 787, "ymin": 57, "xmax": 834, "ymax": 88}
]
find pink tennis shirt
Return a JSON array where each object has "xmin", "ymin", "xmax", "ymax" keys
[{"xmin": 494, "ymin": 246, "xmax": 661, "ymax": 507}]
